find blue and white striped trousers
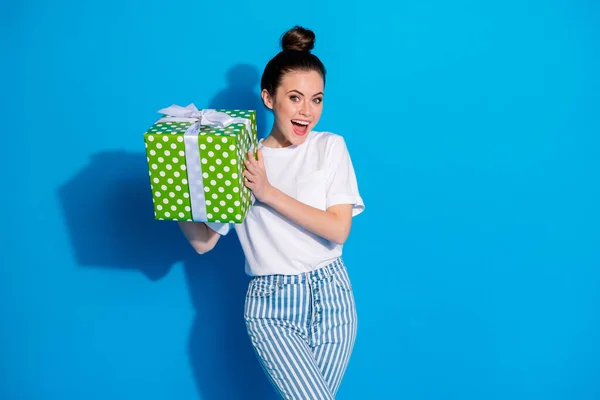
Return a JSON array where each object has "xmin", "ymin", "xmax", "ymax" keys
[{"xmin": 244, "ymin": 258, "xmax": 358, "ymax": 399}]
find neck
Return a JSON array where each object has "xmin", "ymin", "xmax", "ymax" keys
[{"xmin": 262, "ymin": 124, "xmax": 292, "ymax": 148}]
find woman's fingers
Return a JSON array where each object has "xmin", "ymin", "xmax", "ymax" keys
[{"xmin": 244, "ymin": 158, "xmax": 258, "ymax": 174}]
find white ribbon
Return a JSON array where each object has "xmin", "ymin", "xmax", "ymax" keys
[
  {"xmin": 157, "ymin": 104, "xmax": 252, "ymax": 222},
  {"xmin": 158, "ymin": 103, "xmax": 253, "ymax": 134}
]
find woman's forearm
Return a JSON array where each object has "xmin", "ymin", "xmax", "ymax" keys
[
  {"xmin": 177, "ymin": 221, "xmax": 220, "ymax": 254},
  {"xmin": 263, "ymin": 187, "xmax": 353, "ymax": 245}
]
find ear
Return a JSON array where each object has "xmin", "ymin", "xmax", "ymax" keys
[{"xmin": 261, "ymin": 89, "xmax": 274, "ymax": 110}]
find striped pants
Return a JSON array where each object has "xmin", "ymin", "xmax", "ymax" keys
[{"xmin": 244, "ymin": 258, "xmax": 358, "ymax": 399}]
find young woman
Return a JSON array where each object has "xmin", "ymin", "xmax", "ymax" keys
[{"xmin": 178, "ymin": 26, "xmax": 365, "ymax": 400}]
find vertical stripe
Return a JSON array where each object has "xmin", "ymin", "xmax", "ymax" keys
[{"xmin": 244, "ymin": 258, "xmax": 357, "ymax": 399}]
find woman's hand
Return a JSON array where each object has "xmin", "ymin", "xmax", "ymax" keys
[
  {"xmin": 243, "ymin": 148, "xmax": 353, "ymax": 245},
  {"xmin": 243, "ymin": 149, "xmax": 275, "ymax": 203}
]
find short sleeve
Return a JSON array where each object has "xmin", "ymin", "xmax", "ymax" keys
[
  {"xmin": 205, "ymin": 222, "xmax": 232, "ymax": 236},
  {"xmin": 325, "ymin": 136, "xmax": 365, "ymax": 216}
]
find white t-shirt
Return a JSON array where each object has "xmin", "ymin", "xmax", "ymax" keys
[{"xmin": 207, "ymin": 130, "xmax": 365, "ymax": 276}]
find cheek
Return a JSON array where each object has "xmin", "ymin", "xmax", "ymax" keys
[
  {"xmin": 275, "ymin": 102, "xmax": 294, "ymax": 119},
  {"xmin": 273, "ymin": 105, "xmax": 290, "ymax": 128},
  {"xmin": 312, "ymin": 105, "xmax": 323, "ymax": 119}
]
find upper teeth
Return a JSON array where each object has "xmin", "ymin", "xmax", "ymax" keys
[{"xmin": 292, "ymin": 120, "xmax": 309, "ymax": 126}]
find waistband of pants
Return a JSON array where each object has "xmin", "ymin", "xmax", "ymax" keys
[{"xmin": 251, "ymin": 258, "xmax": 345, "ymax": 286}]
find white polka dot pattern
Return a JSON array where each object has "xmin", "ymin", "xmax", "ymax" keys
[{"xmin": 144, "ymin": 109, "xmax": 257, "ymax": 223}]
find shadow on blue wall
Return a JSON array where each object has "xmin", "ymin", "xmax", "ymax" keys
[
  {"xmin": 58, "ymin": 64, "xmax": 277, "ymax": 400},
  {"xmin": 210, "ymin": 63, "xmax": 268, "ymax": 140}
]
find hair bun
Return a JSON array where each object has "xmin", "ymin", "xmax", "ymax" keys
[{"xmin": 281, "ymin": 26, "xmax": 315, "ymax": 52}]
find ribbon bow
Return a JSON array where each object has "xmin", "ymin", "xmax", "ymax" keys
[{"xmin": 157, "ymin": 103, "xmax": 241, "ymax": 129}]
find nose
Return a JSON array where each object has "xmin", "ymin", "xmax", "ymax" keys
[{"xmin": 299, "ymin": 100, "xmax": 310, "ymax": 116}]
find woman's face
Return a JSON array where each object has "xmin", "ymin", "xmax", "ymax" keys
[{"xmin": 262, "ymin": 69, "xmax": 324, "ymax": 147}]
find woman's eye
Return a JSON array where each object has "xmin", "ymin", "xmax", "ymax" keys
[
  {"xmin": 290, "ymin": 96, "xmax": 299, "ymax": 101},
  {"xmin": 313, "ymin": 98, "xmax": 323, "ymax": 104}
]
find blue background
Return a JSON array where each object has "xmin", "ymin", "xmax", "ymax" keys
[{"xmin": 2, "ymin": 0, "xmax": 599, "ymax": 399}]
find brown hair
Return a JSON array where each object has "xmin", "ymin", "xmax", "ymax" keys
[{"xmin": 260, "ymin": 26, "xmax": 327, "ymax": 95}]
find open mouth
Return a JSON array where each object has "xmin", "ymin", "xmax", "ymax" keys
[{"xmin": 291, "ymin": 119, "xmax": 310, "ymax": 136}]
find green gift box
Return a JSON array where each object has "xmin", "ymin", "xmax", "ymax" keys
[{"xmin": 143, "ymin": 104, "xmax": 258, "ymax": 223}]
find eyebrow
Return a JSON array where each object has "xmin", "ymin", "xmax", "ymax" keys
[{"xmin": 287, "ymin": 90, "xmax": 324, "ymax": 97}]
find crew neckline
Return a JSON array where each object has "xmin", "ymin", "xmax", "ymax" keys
[{"xmin": 258, "ymin": 130, "xmax": 314, "ymax": 156}]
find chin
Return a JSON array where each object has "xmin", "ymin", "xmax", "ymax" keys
[
  {"xmin": 274, "ymin": 120, "xmax": 313, "ymax": 146},
  {"xmin": 286, "ymin": 130, "xmax": 310, "ymax": 145}
]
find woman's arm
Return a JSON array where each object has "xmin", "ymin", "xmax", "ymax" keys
[
  {"xmin": 266, "ymin": 190, "xmax": 353, "ymax": 245},
  {"xmin": 177, "ymin": 221, "xmax": 221, "ymax": 254},
  {"xmin": 244, "ymin": 149, "xmax": 353, "ymax": 245}
]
